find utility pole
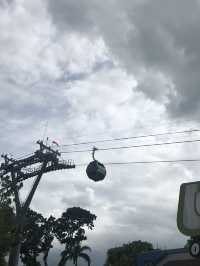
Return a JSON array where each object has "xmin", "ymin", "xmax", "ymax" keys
[{"xmin": 0, "ymin": 140, "xmax": 75, "ymax": 266}]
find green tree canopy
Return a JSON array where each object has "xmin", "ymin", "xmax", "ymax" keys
[
  {"xmin": 20, "ymin": 209, "xmax": 44, "ymax": 266},
  {"xmin": 60, "ymin": 244, "xmax": 91, "ymax": 266},
  {"xmin": 40, "ymin": 215, "xmax": 56, "ymax": 266},
  {"xmin": 20, "ymin": 209, "xmax": 56, "ymax": 266},
  {"xmin": 54, "ymin": 207, "xmax": 96, "ymax": 266},
  {"xmin": 0, "ymin": 176, "xmax": 15, "ymax": 266},
  {"xmin": 0, "ymin": 185, "xmax": 96, "ymax": 266},
  {"xmin": 104, "ymin": 240, "xmax": 154, "ymax": 266},
  {"xmin": 0, "ymin": 207, "xmax": 15, "ymax": 266},
  {"xmin": 19, "ymin": 207, "xmax": 96, "ymax": 266}
]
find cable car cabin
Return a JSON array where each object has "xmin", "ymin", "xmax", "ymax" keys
[{"xmin": 86, "ymin": 160, "xmax": 106, "ymax": 182}]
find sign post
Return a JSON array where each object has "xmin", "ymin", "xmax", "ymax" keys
[{"xmin": 177, "ymin": 181, "xmax": 200, "ymax": 258}]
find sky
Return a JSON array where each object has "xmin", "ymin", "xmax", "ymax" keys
[{"xmin": 1, "ymin": 0, "xmax": 200, "ymax": 265}]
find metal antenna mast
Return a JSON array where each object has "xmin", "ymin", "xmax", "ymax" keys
[{"xmin": 0, "ymin": 140, "xmax": 75, "ymax": 266}]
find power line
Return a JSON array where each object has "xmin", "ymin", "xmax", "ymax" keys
[
  {"xmin": 61, "ymin": 138, "xmax": 200, "ymax": 154},
  {"xmin": 61, "ymin": 128, "xmax": 200, "ymax": 148},
  {"xmin": 66, "ymin": 116, "xmax": 197, "ymax": 140},
  {"xmin": 76, "ymin": 158, "xmax": 200, "ymax": 167}
]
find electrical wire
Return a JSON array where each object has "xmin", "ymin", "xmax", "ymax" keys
[
  {"xmin": 66, "ymin": 116, "xmax": 196, "ymax": 140},
  {"xmin": 61, "ymin": 128, "xmax": 200, "ymax": 148},
  {"xmin": 61, "ymin": 138, "xmax": 200, "ymax": 154},
  {"xmin": 75, "ymin": 158, "xmax": 200, "ymax": 167}
]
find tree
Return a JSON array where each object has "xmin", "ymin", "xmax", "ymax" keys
[
  {"xmin": 0, "ymin": 177, "xmax": 96, "ymax": 266},
  {"xmin": 20, "ymin": 210, "xmax": 55, "ymax": 266},
  {"xmin": 20, "ymin": 209, "xmax": 44, "ymax": 266},
  {"xmin": 104, "ymin": 240, "xmax": 154, "ymax": 266},
  {"xmin": 0, "ymin": 175, "xmax": 15, "ymax": 266},
  {"xmin": 54, "ymin": 207, "xmax": 96, "ymax": 266},
  {"xmin": 0, "ymin": 207, "xmax": 15, "ymax": 266},
  {"xmin": 60, "ymin": 244, "xmax": 91, "ymax": 266},
  {"xmin": 40, "ymin": 216, "xmax": 55, "ymax": 266},
  {"xmin": 18, "ymin": 207, "xmax": 96, "ymax": 266},
  {"xmin": 0, "ymin": 171, "xmax": 23, "ymax": 266}
]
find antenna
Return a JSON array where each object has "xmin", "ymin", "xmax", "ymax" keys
[{"xmin": 42, "ymin": 121, "xmax": 49, "ymax": 142}]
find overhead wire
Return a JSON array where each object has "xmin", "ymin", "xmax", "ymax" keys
[
  {"xmin": 3, "ymin": 127, "xmax": 200, "ymax": 165},
  {"xmin": 66, "ymin": 116, "xmax": 197, "ymax": 140},
  {"xmin": 61, "ymin": 128, "xmax": 200, "ymax": 147},
  {"xmin": 61, "ymin": 138, "xmax": 200, "ymax": 154},
  {"xmin": 76, "ymin": 158, "xmax": 200, "ymax": 167}
]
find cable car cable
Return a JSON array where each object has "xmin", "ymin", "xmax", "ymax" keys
[
  {"xmin": 65, "ymin": 117, "xmax": 197, "ymax": 140},
  {"xmin": 61, "ymin": 138, "xmax": 200, "ymax": 154},
  {"xmin": 61, "ymin": 128, "xmax": 200, "ymax": 148},
  {"xmin": 76, "ymin": 158, "xmax": 200, "ymax": 167}
]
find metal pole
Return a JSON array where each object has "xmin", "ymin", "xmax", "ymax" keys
[
  {"xmin": 8, "ymin": 229, "xmax": 22, "ymax": 266},
  {"xmin": 8, "ymin": 162, "xmax": 47, "ymax": 266}
]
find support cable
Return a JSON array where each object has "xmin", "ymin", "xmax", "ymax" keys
[
  {"xmin": 61, "ymin": 128, "xmax": 200, "ymax": 148},
  {"xmin": 61, "ymin": 138, "xmax": 200, "ymax": 154},
  {"xmin": 76, "ymin": 158, "xmax": 200, "ymax": 167}
]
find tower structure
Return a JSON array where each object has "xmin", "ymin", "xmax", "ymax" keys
[{"xmin": 0, "ymin": 140, "xmax": 75, "ymax": 266}]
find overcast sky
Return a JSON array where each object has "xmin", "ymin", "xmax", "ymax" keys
[{"xmin": 1, "ymin": 0, "xmax": 200, "ymax": 265}]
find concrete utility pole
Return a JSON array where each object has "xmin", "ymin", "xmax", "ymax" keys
[{"xmin": 0, "ymin": 140, "xmax": 75, "ymax": 266}]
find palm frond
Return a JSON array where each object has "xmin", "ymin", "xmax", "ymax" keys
[
  {"xmin": 80, "ymin": 245, "xmax": 92, "ymax": 253},
  {"xmin": 79, "ymin": 253, "xmax": 91, "ymax": 266},
  {"xmin": 63, "ymin": 255, "xmax": 72, "ymax": 265}
]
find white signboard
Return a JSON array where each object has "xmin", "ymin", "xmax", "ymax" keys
[{"xmin": 177, "ymin": 181, "xmax": 200, "ymax": 236}]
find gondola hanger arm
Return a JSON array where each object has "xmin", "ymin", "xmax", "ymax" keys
[{"xmin": 92, "ymin": 146, "xmax": 98, "ymax": 161}]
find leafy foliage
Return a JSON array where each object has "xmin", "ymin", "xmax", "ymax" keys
[
  {"xmin": 0, "ymin": 174, "xmax": 15, "ymax": 266},
  {"xmin": 0, "ymin": 176, "xmax": 96, "ymax": 266},
  {"xmin": 20, "ymin": 209, "xmax": 44, "ymax": 266},
  {"xmin": 104, "ymin": 240, "xmax": 154, "ymax": 266},
  {"xmin": 59, "ymin": 244, "xmax": 91, "ymax": 266},
  {"xmin": 55, "ymin": 207, "xmax": 96, "ymax": 245},
  {"xmin": 20, "ymin": 209, "xmax": 56, "ymax": 266},
  {"xmin": 19, "ymin": 207, "xmax": 96, "ymax": 266},
  {"xmin": 0, "ymin": 174, "xmax": 13, "ymax": 208},
  {"xmin": 0, "ymin": 207, "xmax": 15, "ymax": 266},
  {"xmin": 54, "ymin": 207, "xmax": 96, "ymax": 266},
  {"xmin": 40, "ymin": 216, "xmax": 55, "ymax": 266}
]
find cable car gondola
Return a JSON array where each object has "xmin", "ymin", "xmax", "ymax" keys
[{"xmin": 86, "ymin": 147, "xmax": 106, "ymax": 182}]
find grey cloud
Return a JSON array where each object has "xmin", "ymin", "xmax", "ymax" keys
[
  {"xmin": 1, "ymin": 2, "xmax": 199, "ymax": 265},
  {"xmin": 47, "ymin": 0, "xmax": 97, "ymax": 34},
  {"xmin": 135, "ymin": 71, "xmax": 172, "ymax": 102},
  {"xmin": 109, "ymin": 0, "xmax": 200, "ymax": 119},
  {"xmin": 61, "ymin": 189, "xmax": 93, "ymax": 209},
  {"xmin": 0, "ymin": 0, "xmax": 14, "ymax": 8},
  {"xmin": 59, "ymin": 59, "xmax": 114, "ymax": 83},
  {"xmin": 47, "ymin": 0, "xmax": 200, "ymax": 120}
]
